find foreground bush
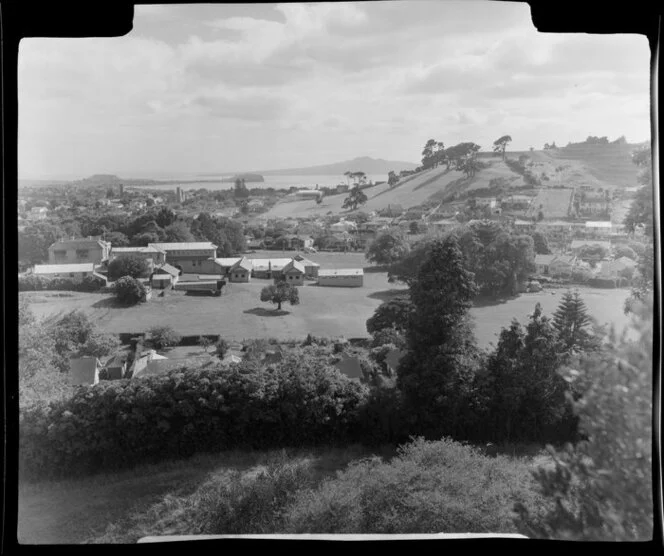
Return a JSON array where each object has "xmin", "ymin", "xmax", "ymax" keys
[
  {"xmin": 19, "ymin": 274, "xmax": 103, "ymax": 292},
  {"xmin": 280, "ymin": 437, "xmax": 551, "ymax": 534},
  {"xmin": 19, "ymin": 356, "xmax": 368, "ymax": 480}
]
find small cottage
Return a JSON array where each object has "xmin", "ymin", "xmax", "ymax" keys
[
  {"xmin": 279, "ymin": 259, "xmax": 306, "ymax": 285},
  {"xmin": 229, "ymin": 257, "xmax": 253, "ymax": 282}
]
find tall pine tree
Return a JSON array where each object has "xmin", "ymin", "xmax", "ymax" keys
[
  {"xmin": 552, "ymin": 290, "xmax": 595, "ymax": 353},
  {"xmin": 397, "ymin": 235, "xmax": 480, "ymax": 438}
]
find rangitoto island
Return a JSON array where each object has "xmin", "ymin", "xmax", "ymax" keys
[{"xmin": 221, "ymin": 173, "xmax": 265, "ymax": 183}]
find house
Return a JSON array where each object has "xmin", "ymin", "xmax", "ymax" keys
[
  {"xmin": 318, "ymin": 268, "xmax": 364, "ymax": 287},
  {"xmin": 596, "ymin": 257, "xmax": 637, "ymax": 280},
  {"xmin": 548, "ymin": 255, "xmax": 577, "ymax": 278},
  {"xmin": 430, "ymin": 219, "xmax": 460, "ymax": 233},
  {"xmin": 33, "ymin": 262, "xmax": 96, "ymax": 280},
  {"xmin": 28, "ymin": 206, "xmax": 48, "ymax": 220},
  {"xmin": 289, "ymin": 235, "xmax": 315, "ymax": 250},
  {"xmin": 570, "ymin": 239, "xmax": 612, "ymax": 255},
  {"xmin": 110, "ymin": 245, "xmax": 167, "ymax": 269},
  {"xmin": 69, "ymin": 356, "xmax": 101, "ymax": 386},
  {"xmin": 584, "ymin": 221, "xmax": 612, "ymax": 237},
  {"xmin": 513, "ymin": 219, "xmax": 536, "ymax": 233},
  {"xmin": 131, "ymin": 349, "xmax": 168, "ymax": 378},
  {"xmin": 149, "ymin": 242, "xmax": 218, "ymax": 273},
  {"xmin": 104, "ymin": 354, "xmax": 127, "ymax": 380},
  {"xmin": 205, "ymin": 257, "xmax": 242, "ymax": 276},
  {"xmin": 534, "ymin": 254, "xmax": 557, "ymax": 275},
  {"xmin": 293, "ymin": 254, "xmax": 320, "ymax": 277},
  {"xmin": 250, "ymin": 258, "xmax": 292, "ymax": 279},
  {"xmin": 474, "ymin": 197, "xmax": 498, "ymax": 209},
  {"xmin": 229, "ymin": 257, "xmax": 253, "ymax": 282},
  {"xmin": 330, "ymin": 220, "xmax": 358, "ymax": 233},
  {"xmin": 279, "ymin": 259, "xmax": 306, "ymax": 285},
  {"xmin": 151, "ymin": 273, "xmax": 174, "ymax": 289},
  {"xmin": 577, "ymin": 191, "xmax": 611, "ymax": 216},
  {"xmin": 48, "ymin": 237, "xmax": 111, "ymax": 265}
]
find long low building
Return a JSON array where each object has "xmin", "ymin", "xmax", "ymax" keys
[
  {"xmin": 318, "ymin": 268, "xmax": 364, "ymax": 287},
  {"xmin": 33, "ymin": 262, "xmax": 96, "ymax": 279},
  {"xmin": 148, "ymin": 242, "xmax": 218, "ymax": 273}
]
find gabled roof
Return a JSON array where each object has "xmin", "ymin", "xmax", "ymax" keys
[
  {"xmin": 215, "ymin": 257, "xmax": 242, "ymax": 267},
  {"xmin": 231, "ymin": 257, "xmax": 253, "ymax": 271},
  {"xmin": 250, "ymin": 258, "xmax": 292, "ymax": 271},
  {"xmin": 149, "ymin": 242, "xmax": 217, "ymax": 251},
  {"xmin": 282, "ymin": 260, "xmax": 306, "ymax": 274},
  {"xmin": 293, "ymin": 255, "xmax": 320, "ymax": 266},
  {"xmin": 550, "ymin": 255, "xmax": 576, "ymax": 265},
  {"xmin": 112, "ymin": 246, "xmax": 166, "ymax": 254},
  {"xmin": 34, "ymin": 263, "xmax": 95, "ymax": 274},
  {"xmin": 155, "ymin": 263, "xmax": 180, "ymax": 277}
]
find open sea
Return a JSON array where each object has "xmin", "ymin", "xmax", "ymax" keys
[{"xmin": 19, "ymin": 174, "xmax": 389, "ymax": 192}]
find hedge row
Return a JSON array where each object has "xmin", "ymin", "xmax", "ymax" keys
[
  {"xmin": 18, "ymin": 274, "xmax": 104, "ymax": 292},
  {"xmin": 19, "ymin": 357, "xmax": 368, "ymax": 480}
]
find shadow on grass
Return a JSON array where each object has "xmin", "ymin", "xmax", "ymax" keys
[
  {"xmin": 472, "ymin": 293, "xmax": 521, "ymax": 308},
  {"xmin": 91, "ymin": 297, "xmax": 130, "ymax": 309},
  {"xmin": 244, "ymin": 307, "xmax": 291, "ymax": 317},
  {"xmin": 367, "ymin": 289, "xmax": 409, "ymax": 302}
]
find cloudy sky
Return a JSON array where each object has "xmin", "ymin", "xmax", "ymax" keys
[{"xmin": 18, "ymin": 1, "xmax": 651, "ymax": 179}]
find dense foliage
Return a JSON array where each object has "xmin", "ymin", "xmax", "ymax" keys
[
  {"xmin": 19, "ymin": 357, "xmax": 368, "ymax": 479},
  {"xmin": 113, "ymin": 276, "xmax": 146, "ymax": 305},
  {"xmin": 107, "ymin": 255, "xmax": 151, "ymax": 281},
  {"xmin": 147, "ymin": 325, "xmax": 182, "ymax": 349},
  {"xmin": 365, "ymin": 295, "xmax": 413, "ymax": 334},
  {"xmin": 18, "ymin": 274, "xmax": 103, "ymax": 293},
  {"xmin": 517, "ymin": 297, "xmax": 653, "ymax": 540},
  {"xmin": 365, "ymin": 232, "xmax": 410, "ymax": 266}
]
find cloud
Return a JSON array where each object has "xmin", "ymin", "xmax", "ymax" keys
[{"xmin": 189, "ymin": 93, "xmax": 288, "ymax": 121}]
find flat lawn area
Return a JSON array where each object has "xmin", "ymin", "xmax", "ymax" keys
[{"xmin": 22, "ymin": 263, "xmax": 633, "ymax": 348}]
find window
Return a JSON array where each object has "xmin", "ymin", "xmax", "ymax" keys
[
  {"xmin": 76, "ymin": 249, "xmax": 89, "ymax": 259},
  {"xmin": 54, "ymin": 250, "xmax": 67, "ymax": 260}
]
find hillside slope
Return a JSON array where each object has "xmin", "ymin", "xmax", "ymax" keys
[
  {"xmin": 262, "ymin": 145, "xmax": 641, "ymax": 218},
  {"xmin": 253, "ymin": 156, "xmax": 418, "ymax": 176}
]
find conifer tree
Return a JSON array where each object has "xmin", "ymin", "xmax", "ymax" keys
[{"xmin": 552, "ymin": 290, "xmax": 595, "ymax": 352}]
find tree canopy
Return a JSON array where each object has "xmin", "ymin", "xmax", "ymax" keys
[
  {"xmin": 492, "ymin": 135, "xmax": 512, "ymax": 160},
  {"xmin": 260, "ymin": 281, "xmax": 300, "ymax": 311},
  {"xmin": 365, "ymin": 232, "xmax": 410, "ymax": 266},
  {"xmin": 342, "ymin": 186, "xmax": 368, "ymax": 212},
  {"xmin": 108, "ymin": 255, "xmax": 151, "ymax": 281}
]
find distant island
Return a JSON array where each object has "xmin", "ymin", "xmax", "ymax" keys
[
  {"xmin": 206, "ymin": 156, "xmax": 419, "ymax": 177},
  {"xmin": 220, "ymin": 173, "xmax": 265, "ymax": 183}
]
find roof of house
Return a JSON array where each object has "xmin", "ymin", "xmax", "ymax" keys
[
  {"xmin": 34, "ymin": 263, "xmax": 95, "ymax": 274},
  {"xmin": 585, "ymin": 221, "xmax": 612, "ymax": 228},
  {"xmin": 155, "ymin": 263, "xmax": 180, "ymax": 277},
  {"xmin": 69, "ymin": 357, "xmax": 100, "ymax": 384},
  {"xmin": 50, "ymin": 238, "xmax": 110, "ymax": 250},
  {"xmin": 112, "ymin": 246, "xmax": 167, "ymax": 254},
  {"xmin": 550, "ymin": 255, "xmax": 576, "ymax": 265},
  {"xmin": 151, "ymin": 274, "xmax": 173, "ymax": 281},
  {"xmin": 250, "ymin": 258, "xmax": 293, "ymax": 271},
  {"xmin": 282, "ymin": 260, "xmax": 306, "ymax": 274},
  {"xmin": 570, "ymin": 240, "xmax": 611, "ymax": 249},
  {"xmin": 318, "ymin": 269, "xmax": 364, "ymax": 277},
  {"xmin": 215, "ymin": 257, "xmax": 242, "ymax": 267},
  {"xmin": 537, "ymin": 220, "xmax": 572, "ymax": 227},
  {"xmin": 149, "ymin": 242, "xmax": 217, "ymax": 251},
  {"xmin": 231, "ymin": 257, "xmax": 253, "ymax": 271},
  {"xmin": 534, "ymin": 254, "xmax": 557, "ymax": 266},
  {"xmin": 514, "ymin": 219, "xmax": 534, "ymax": 225}
]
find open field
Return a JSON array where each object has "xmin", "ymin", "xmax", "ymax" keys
[{"xmin": 23, "ymin": 246, "xmax": 634, "ymax": 349}]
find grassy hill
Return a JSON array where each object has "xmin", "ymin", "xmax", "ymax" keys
[{"xmin": 261, "ymin": 144, "xmax": 641, "ymax": 218}]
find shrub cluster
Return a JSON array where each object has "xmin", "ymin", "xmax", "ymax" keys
[
  {"xmin": 19, "ymin": 274, "xmax": 103, "ymax": 292},
  {"xmin": 19, "ymin": 357, "xmax": 368, "ymax": 480}
]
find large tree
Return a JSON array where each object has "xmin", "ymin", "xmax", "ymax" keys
[
  {"xmin": 397, "ymin": 235, "xmax": 480, "ymax": 438},
  {"xmin": 107, "ymin": 255, "xmax": 151, "ymax": 281},
  {"xmin": 342, "ymin": 186, "xmax": 368, "ymax": 212},
  {"xmin": 623, "ymin": 145, "xmax": 653, "ymax": 237},
  {"xmin": 532, "ymin": 231, "xmax": 551, "ymax": 255},
  {"xmin": 552, "ymin": 290, "xmax": 598, "ymax": 353},
  {"xmin": 365, "ymin": 231, "xmax": 410, "ymax": 266},
  {"xmin": 366, "ymin": 295, "xmax": 414, "ymax": 334},
  {"xmin": 113, "ymin": 276, "xmax": 146, "ymax": 305},
  {"xmin": 163, "ymin": 220, "xmax": 196, "ymax": 243},
  {"xmin": 492, "ymin": 135, "xmax": 512, "ymax": 161},
  {"xmin": 260, "ymin": 281, "xmax": 300, "ymax": 311}
]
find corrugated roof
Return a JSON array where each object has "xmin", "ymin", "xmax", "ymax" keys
[
  {"xmin": 50, "ymin": 238, "xmax": 109, "ymax": 249},
  {"xmin": 112, "ymin": 246, "xmax": 166, "ymax": 254},
  {"xmin": 535, "ymin": 254, "xmax": 556, "ymax": 265},
  {"xmin": 250, "ymin": 258, "xmax": 293, "ymax": 271},
  {"xmin": 318, "ymin": 269, "xmax": 364, "ymax": 277},
  {"xmin": 155, "ymin": 263, "xmax": 180, "ymax": 276},
  {"xmin": 282, "ymin": 260, "xmax": 306, "ymax": 274},
  {"xmin": 149, "ymin": 242, "xmax": 217, "ymax": 250},
  {"xmin": 215, "ymin": 257, "xmax": 242, "ymax": 267},
  {"xmin": 34, "ymin": 263, "xmax": 95, "ymax": 274},
  {"xmin": 231, "ymin": 257, "xmax": 253, "ymax": 271},
  {"xmin": 570, "ymin": 240, "xmax": 611, "ymax": 249}
]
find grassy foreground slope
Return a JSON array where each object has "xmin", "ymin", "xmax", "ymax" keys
[
  {"xmin": 263, "ymin": 144, "xmax": 641, "ymax": 218},
  {"xmin": 19, "ymin": 440, "xmax": 552, "ymax": 543}
]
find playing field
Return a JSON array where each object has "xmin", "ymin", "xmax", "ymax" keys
[{"xmin": 23, "ymin": 251, "xmax": 635, "ymax": 347}]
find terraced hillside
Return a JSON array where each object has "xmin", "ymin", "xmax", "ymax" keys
[{"xmin": 262, "ymin": 144, "xmax": 642, "ymax": 218}]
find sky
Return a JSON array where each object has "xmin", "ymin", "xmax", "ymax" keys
[{"xmin": 18, "ymin": 1, "xmax": 652, "ymax": 179}]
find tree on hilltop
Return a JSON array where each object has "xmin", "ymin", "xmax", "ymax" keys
[{"xmin": 493, "ymin": 135, "xmax": 512, "ymax": 161}]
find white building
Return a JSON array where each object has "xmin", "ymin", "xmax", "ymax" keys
[
  {"xmin": 318, "ymin": 268, "xmax": 364, "ymax": 287},
  {"xmin": 33, "ymin": 262, "xmax": 95, "ymax": 279}
]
